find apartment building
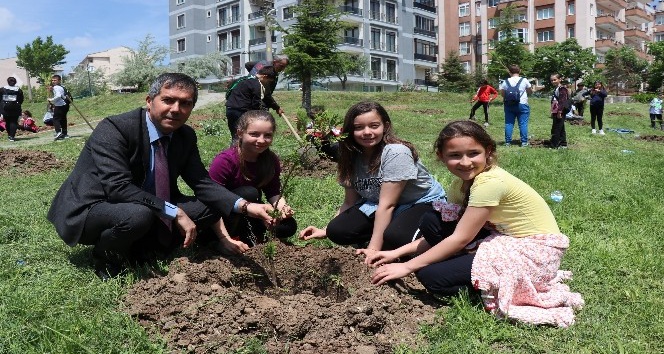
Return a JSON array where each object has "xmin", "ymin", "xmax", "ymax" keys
[
  {"xmin": 168, "ymin": 0, "xmax": 439, "ymax": 90},
  {"xmin": 440, "ymin": 0, "xmax": 655, "ymax": 73}
]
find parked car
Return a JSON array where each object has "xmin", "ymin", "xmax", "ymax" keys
[{"xmin": 287, "ymin": 80, "xmax": 329, "ymax": 91}]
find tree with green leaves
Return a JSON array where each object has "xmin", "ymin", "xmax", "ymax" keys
[
  {"xmin": 113, "ymin": 34, "xmax": 168, "ymax": 91},
  {"xmin": 281, "ymin": 0, "xmax": 349, "ymax": 113},
  {"xmin": 328, "ymin": 52, "xmax": 368, "ymax": 91},
  {"xmin": 66, "ymin": 65, "xmax": 108, "ymax": 97},
  {"xmin": 438, "ymin": 50, "xmax": 473, "ymax": 93},
  {"xmin": 16, "ymin": 36, "xmax": 69, "ymax": 101},
  {"xmin": 603, "ymin": 46, "xmax": 648, "ymax": 94},
  {"xmin": 487, "ymin": 4, "xmax": 533, "ymax": 82},
  {"xmin": 173, "ymin": 52, "xmax": 231, "ymax": 81},
  {"xmin": 646, "ymin": 41, "xmax": 664, "ymax": 91},
  {"xmin": 530, "ymin": 38, "xmax": 596, "ymax": 90}
]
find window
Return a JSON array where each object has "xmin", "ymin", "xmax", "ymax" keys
[
  {"xmin": 498, "ymin": 28, "xmax": 528, "ymax": 42},
  {"xmin": 386, "ymin": 31, "xmax": 397, "ymax": 52},
  {"xmin": 386, "ymin": 3, "xmax": 397, "ymax": 23},
  {"xmin": 371, "ymin": 57, "xmax": 382, "ymax": 79},
  {"xmin": 536, "ymin": 7, "xmax": 554, "ymax": 20},
  {"xmin": 567, "ymin": 2, "xmax": 575, "ymax": 15},
  {"xmin": 231, "ymin": 5, "xmax": 240, "ymax": 22},
  {"xmin": 386, "ymin": 59, "xmax": 397, "ymax": 80},
  {"xmin": 655, "ymin": 33, "xmax": 664, "ymax": 42},
  {"xmin": 567, "ymin": 25, "xmax": 575, "ymax": 38},
  {"xmin": 476, "ymin": 22, "xmax": 481, "ymax": 34},
  {"xmin": 415, "ymin": 39, "xmax": 436, "ymax": 55},
  {"xmin": 459, "ymin": 22, "xmax": 471, "ymax": 36},
  {"xmin": 459, "ymin": 42, "xmax": 471, "ymax": 55},
  {"xmin": 513, "ymin": 13, "xmax": 526, "ymax": 22},
  {"xmin": 462, "ymin": 61, "xmax": 471, "ymax": 73},
  {"xmin": 177, "ymin": 14, "xmax": 185, "ymax": 28},
  {"xmin": 475, "ymin": 1, "xmax": 481, "ymax": 16},
  {"xmin": 537, "ymin": 29, "xmax": 554, "ymax": 42},
  {"xmin": 488, "ymin": 39, "xmax": 496, "ymax": 49},
  {"xmin": 488, "ymin": 0, "xmax": 499, "ymax": 7},
  {"xmin": 656, "ymin": 15, "xmax": 664, "ymax": 26},
  {"xmin": 416, "ymin": 16, "xmax": 435, "ymax": 32},
  {"xmin": 176, "ymin": 0, "xmax": 185, "ymax": 4},
  {"xmin": 207, "ymin": 35, "xmax": 211, "ymax": 42},
  {"xmin": 590, "ymin": 27, "xmax": 593, "ymax": 39},
  {"xmin": 459, "ymin": 3, "xmax": 470, "ymax": 17},
  {"xmin": 488, "ymin": 18, "xmax": 498, "ymax": 29},
  {"xmin": 283, "ymin": 7, "xmax": 294, "ymax": 20},
  {"xmin": 370, "ymin": 0, "xmax": 380, "ymax": 20},
  {"xmin": 371, "ymin": 28, "xmax": 382, "ymax": 50},
  {"xmin": 176, "ymin": 38, "xmax": 186, "ymax": 52}
]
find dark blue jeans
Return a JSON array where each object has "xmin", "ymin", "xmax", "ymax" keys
[{"xmin": 503, "ymin": 103, "xmax": 530, "ymax": 145}]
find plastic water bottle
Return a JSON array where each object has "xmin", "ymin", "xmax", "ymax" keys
[
  {"xmin": 621, "ymin": 149, "xmax": 634, "ymax": 154},
  {"xmin": 550, "ymin": 190, "xmax": 563, "ymax": 203}
]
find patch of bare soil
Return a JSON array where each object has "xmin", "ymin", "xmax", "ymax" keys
[
  {"xmin": 0, "ymin": 149, "xmax": 64, "ymax": 175},
  {"xmin": 637, "ymin": 134, "xmax": 664, "ymax": 142},
  {"xmin": 413, "ymin": 109, "xmax": 445, "ymax": 115},
  {"xmin": 296, "ymin": 158, "xmax": 337, "ymax": 179},
  {"xmin": 124, "ymin": 242, "xmax": 441, "ymax": 354},
  {"xmin": 568, "ymin": 119, "xmax": 590, "ymax": 126},
  {"xmin": 606, "ymin": 111, "xmax": 644, "ymax": 117}
]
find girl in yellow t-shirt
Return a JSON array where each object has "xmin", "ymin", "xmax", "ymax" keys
[{"xmin": 367, "ymin": 120, "xmax": 583, "ymax": 327}]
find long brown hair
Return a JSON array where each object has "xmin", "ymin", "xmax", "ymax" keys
[
  {"xmin": 337, "ymin": 101, "xmax": 418, "ymax": 186},
  {"xmin": 434, "ymin": 120, "xmax": 497, "ymax": 209},
  {"xmin": 236, "ymin": 110, "xmax": 277, "ymax": 188}
]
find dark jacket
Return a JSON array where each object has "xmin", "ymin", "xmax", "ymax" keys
[
  {"xmin": 1, "ymin": 85, "xmax": 24, "ymax": 116},
  {"xmin": 47, "ymin": 108, "xmax": 239, "ymax": 246},
  {"xmin": 588, "ymin": 88, "xmax": 607, "ymax": 107},
  {"xmin": 245, "ymin": 60, "xmax": 280, "ymax": 111},
  {"xmin": 225, "ymin": 77, "xmax": 279, "ymax": 112}
]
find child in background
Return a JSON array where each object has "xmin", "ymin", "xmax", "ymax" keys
[
  {"xmin": 208, "ymin": 110, "xmax": 297, "ymax": 254},
  {"xmin": 19, "ymin": 110, "xmax": 39, "ymax": 133},
  {"xmin": 469, "ymin": 79, "xmax": 498, "ymax": 127},
  {"xmin": 549, "ymin": 74, "xmax": 569, "ymax": 149},
  {"xmin": 299, "ymin": 101, "xmax": 445, "ymax": 260},
  {"xmin": 367, "ymin": 120, "xmax": 583, "ymax": 327},
  {"xmin": 649, "ymin": 92, "xmax": 663, "ymax": 130},
  {"xmin": 589, "ymin": 81, "xmax": 608, "ymax": 135}
]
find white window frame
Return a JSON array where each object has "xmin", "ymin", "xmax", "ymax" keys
[
  {"xmin": 177, "ymin": 14, "xmax": 186, "ymax": 29},
  {"xmin": 459, "ymin": 42, "xmax": 471, "ymax": 55},
  {"xmin": 568, "ymin": 2, "xmax": 575, "ymax": 15},
  {"xmin": 567, "ymin": 25, "xmax": 575, "ymax": 38},
  {"xmin": 536, "ymin": 7, "xmax": 554, "ymax": 20},
  {"xmin": 657, "ymin": 15, "xmax": 664, "ymax": 26},
  {"xmin": 462, "ymin": 61, "xmax": 471, "ymax": 73},
  {"xmin": 459, "ymin": 3, "xmax": 470, "ymax": 17},
  {"xmin": 488, "ymin": 0, "xmax": 499, "ymax": 7},
  {"xmin": 176, "ymin": 0, "xmax": 185, "ymax": 5},
  {"xmin": 176, "ymin": 38, "xmax": 186, "ymax": 53},
  {"xmin": 475, "ymin": 1, "xmax": 481, "ymax": 16},
  {"xmin": 488, "ymin": 18, "xmax": 498, "ymax": 29},
  {"xmin": 537, "ymin": 30, "xmax": 554, "ymax": 42},
  {"xmin": 459, "ymin": 22, "xmax": 471, "ymax": 36},
  {"xmin": 656, "ymin": 33, "xmax": 664, "ymax": 42},
  {"xmin": 498, "ymin": 28, "xmax": 529, "ymax": 42}
]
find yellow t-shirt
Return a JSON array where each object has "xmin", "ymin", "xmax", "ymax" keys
[{"xmin": 447, "ymin": 166, "xmax": 560, "ymax": 237}]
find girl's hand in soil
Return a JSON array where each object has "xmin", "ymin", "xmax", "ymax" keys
[
  {"xmin": 356, "ymin": 248, "xmax": 380, "ymax": 265},
  {"xmin": 364, "ymin": 249, "xmax": 400, "ymax": 267},
  {"xmin": 299, "ymin": 226, "xmax": 326, "ymax": 240},
  {"xmin": 371, "ymin": 263, "xmax": 413, "ymax": 285},
  {"xmin": 218, "ymin": 236, "xmax": 249, "ymax": 255}
]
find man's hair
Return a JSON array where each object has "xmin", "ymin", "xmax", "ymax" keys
[
  {"xmin": 274, "ymin": 54, "xmax": 289, "ymax": 64},
  {"xmin": 508, "ymin": 64, "xmax": 521, "ymax": 74},
  {"xmin": 51, "ymin": 74, "xmax": 62, "ymax": 81},
  {"xmin": 148, "ymin": 73, "xmax": 198, "ymax": 105},
  {"xmin": 7, "ymin": 77, "xmax": 16, "ymax": 85}
]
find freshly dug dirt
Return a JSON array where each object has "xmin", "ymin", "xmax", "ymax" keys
[
  {"xmin": 637, "ymin": 134, "xmax": 664, "ymax": 142},
  {"xmin": 0, "ymin": 149, "xmax": 64, "ymax": 175},
  {"xmin": 124, "ymin": 242, "xmax": 441, "ymax": 354}
]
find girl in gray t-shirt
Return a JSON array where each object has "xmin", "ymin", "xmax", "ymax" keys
[{"xmin": 300, "ymin": 101, "xmax": 445, "ymax": 261}]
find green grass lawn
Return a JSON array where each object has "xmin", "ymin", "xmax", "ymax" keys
[{"xmin": 1, "ymin": 90, "xmax": 663, "ymax": 353}]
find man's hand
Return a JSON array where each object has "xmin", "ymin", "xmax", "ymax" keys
[
  {"xmin": 277, "ymin": 108, "xmax": 285, "ymax": 116},
  {"xmin": 218, "ymin": 236, "xmax": 250, "ymax": 255},
  {"xmin": 175, "ymin": 208, "xmax": 197, "ymax": 248},
  {"xmin": 246, "ymin": 202, "xmax": 275, "ymax": 223}
]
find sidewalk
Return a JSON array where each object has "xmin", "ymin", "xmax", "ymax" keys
[{"xmin": 0, "ymin": 91, "xmax": 225, "ymax": 149}]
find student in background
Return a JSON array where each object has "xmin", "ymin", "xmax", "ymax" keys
[
  {"xmin": 649, "ymin": 92, "xmax": 663, "ymax": 130},
  {"xmin": 469, "ymin": 79, "xmax": 498, "ymax": 127},
  {"xmin": 588, "ymin": 81, "xmax": 608, "ymax": 135}
]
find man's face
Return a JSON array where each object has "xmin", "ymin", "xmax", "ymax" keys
[
  {"xmin": 274, "ymin": 59, "xmax": 288, "ymax": 72},
  {"xmin": 50, "ymin": 77, "xmax": 61, "ymax": 86},
  {"xmin": 146, "ymin": 86, "xmax": 195, "ymax": 134}
]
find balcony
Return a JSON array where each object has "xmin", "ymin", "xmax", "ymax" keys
[
  {"xmin": 248, "ymin": 10, "xmax": 266, "ymax": 20},
  {"xmin": 595, "ymin": 14, "xmax": 627, "ymax": 33},
  {"xmin": 218, "ymin": 16, "xmax": 242, "ymax": 27},
  {"xmin": 218, "ymin": 42, "xmax": 242, "ymax": 52},
  {"xmin": 342, "ymin": 37, "xmax": 364, "ymax": 46},
  {"xmin": 414, "ymin": 53, "xmax": 437, "ymax": 62},
  {"xmin": 625, "ymin": 3, "xmax": 653, "ymax": 25},
  {"xmin": 413, "ymin": 0, "xmax": 436, "ymax": 13},
  {"xmin": 414, "ymin": 79, "xmax": 437, "ymax": 86},
  {"xmin": 594, "ymin": 38, "xmax": 620, "ymax": 53},
  {"xmin": 595, "ymin": 0, "xmax": 628, "ymax": 12},
  {"xmin": 624, "ymin": 28, "xmax": 651, "ymax": 43},
  {"xmin": 338, "ymin": 5, "xmax": 363, "ymax": 16},
  {"xmin": 414, "ymin": 27, "xmax": 436, "ymax": 38},
  {"xmin": 369, "ymin": 11, "xmax": 398, "ymax": 25},
  {"xmin": 497, "ymin": 0, "xmax": 528, "ymax": 10},
  {"xmin": 248, "ymin": 36, "xmax": 277, "ymax": 46}
]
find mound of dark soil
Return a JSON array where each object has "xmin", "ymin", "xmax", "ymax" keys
[
  {"xmin": 0, "ymin": 149, "xmax": 64, "ymax": 175},
  {"xmin": 124, "ymin": 242, "xmax": 441, "ymax": 354},
  {"xmin": 637, "ymin": 134, "xmax": 664, "ymax": 142}
]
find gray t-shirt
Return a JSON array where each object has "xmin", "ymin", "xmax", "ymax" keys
[{"xmin": 352, "ymin": 144, "xmax": 433, "ymax": 204}]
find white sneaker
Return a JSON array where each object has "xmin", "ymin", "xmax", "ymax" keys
[
  {"xmin": 591, "ymin": 129, "xmax": 596, "ymax": 134},
  {"xmin": 599, "ymin": 130, "xmax": 605, "ymax": 135},
  {"xmin": 483, "ymin": 122, "xmax": 489, "ymax": 127}
]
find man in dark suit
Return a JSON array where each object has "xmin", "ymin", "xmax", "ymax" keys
[{"xmin": 47, "ymin": 73, "xmax": 274, "ymax": 280}]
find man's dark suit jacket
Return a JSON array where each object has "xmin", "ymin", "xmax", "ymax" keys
[{"xmin": 47, "ymin": 108, "xmax": 238, "ymax": 246}]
